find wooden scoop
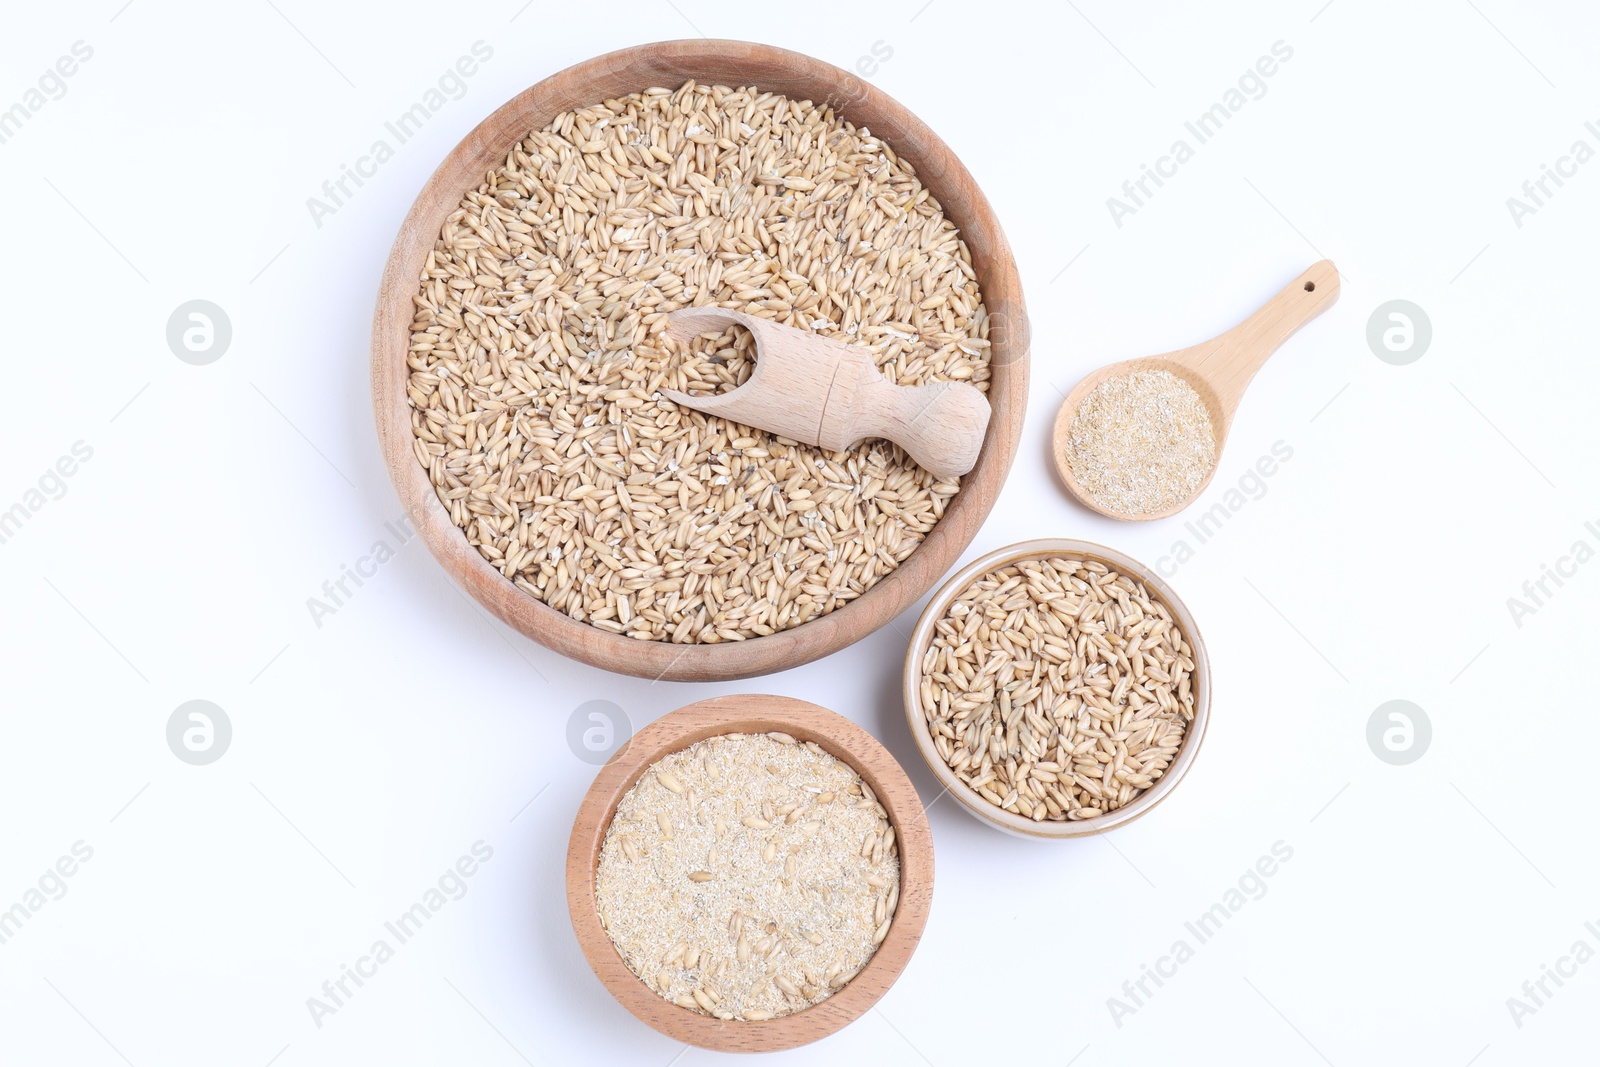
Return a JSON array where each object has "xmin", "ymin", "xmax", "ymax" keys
[
  {"xmin": 659, "ymin": 307, "xmax": 991, "ymax": 479},
  {"xmin": 1051, "ymin": 260, "xmax": 1341, "ymax": 521}
]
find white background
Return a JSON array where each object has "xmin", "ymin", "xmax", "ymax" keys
[{"xmin": 1, "ymin": 1, "xmax": 1596, "ymax": 1064}]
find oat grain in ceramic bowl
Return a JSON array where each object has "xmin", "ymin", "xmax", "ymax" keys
[
  {"xmin": 567, "ymin": 695, "xmax": 932, "ymax": 1052},
  {"xmin": 902, "ymin": 539, "xmax": 1210, "ymax": 838},
  {"xmin": 372, "ymin": 40, "xmax": 1029, "ymax": 683}
]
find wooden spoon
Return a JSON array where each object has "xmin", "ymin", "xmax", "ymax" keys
[
  {"xmin": 1051, "ymin": 259, "xmax": 1340, "ymax": 521},
  {"xmin": 661, "ymin": 307, "xmax": 992, "ymax": 479}
]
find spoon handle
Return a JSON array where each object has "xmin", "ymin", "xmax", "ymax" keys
[{"xmin": 1196, "ymin": 259, "xmax": 1341, "ymax": 420}]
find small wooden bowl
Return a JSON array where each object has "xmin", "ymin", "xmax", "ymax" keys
[
  {"xmin": 565, "ymin": 694, "xmax": 934, "ymax": 1052},
  {"xmin": 902, "ymin": 539, "xmax": 1211, "ymax": 838},
  {"xmin": 371, "ymin": 40, "xmax": 1029, "ymax": 681}
]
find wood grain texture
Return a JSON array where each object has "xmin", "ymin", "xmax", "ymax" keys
[
  {"xmin": 1050, "ymin": 260, "xmax": 1339, "ymax": 521},
  {"xmin": 371, "ymin": 39, "xmax": 1030, "ymax": 681},
  {"xmin": 659, "ymin": 307, "xmax": 991, "ymax": 479},
  {"xmin": 902, "ymin": 539, "xmax": 1211, "ymax": 839},
  {"xmin": 565, "ymin": 694, "xmax": 934, "ymax": 1052}
]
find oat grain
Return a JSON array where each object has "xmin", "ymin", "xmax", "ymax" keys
[{"xmin": 406, "ymin": 82, "xmax": 991, "ymax": 641}]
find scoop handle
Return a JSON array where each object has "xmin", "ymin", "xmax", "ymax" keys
[{"xmin": 839, "ymin": 374, "xmax": 991, "ymax": 479}]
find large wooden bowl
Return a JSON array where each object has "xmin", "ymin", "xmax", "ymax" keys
[
  {"xmin": 565, "ymin": 695, "xmax": 934, "ymax": 1052},
  {"xmin": 371, "ymin": 39, "xmax": 1029, "ymax": 681},
  {"xmin": 903, "ymin": 539, "xmax": 1211, "ymax": 838}
]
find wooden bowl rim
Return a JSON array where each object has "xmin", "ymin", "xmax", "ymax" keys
[
  {"xmin": 565, "ymin": 694, "xmax": 934, "ymax": 1052},
  {"xmin": 370, "ymin": 38, "xmax": 1030, "ymax": 681},
  {"xmin": 901, "ymin": 538, "xmax": 1211, "ymax": 838}
]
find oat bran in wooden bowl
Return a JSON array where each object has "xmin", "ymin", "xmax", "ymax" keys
[
  {"xmin": 566, "ymin": 694, "xmax": 933, "ymax": 1052},
  {"xmin": 903, "ymin": 539, "xmax": 1211, "ymax": 838},
  {"xmin": 371, "ymin": 39, "xmax": 1028, "ymax": 681}
]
